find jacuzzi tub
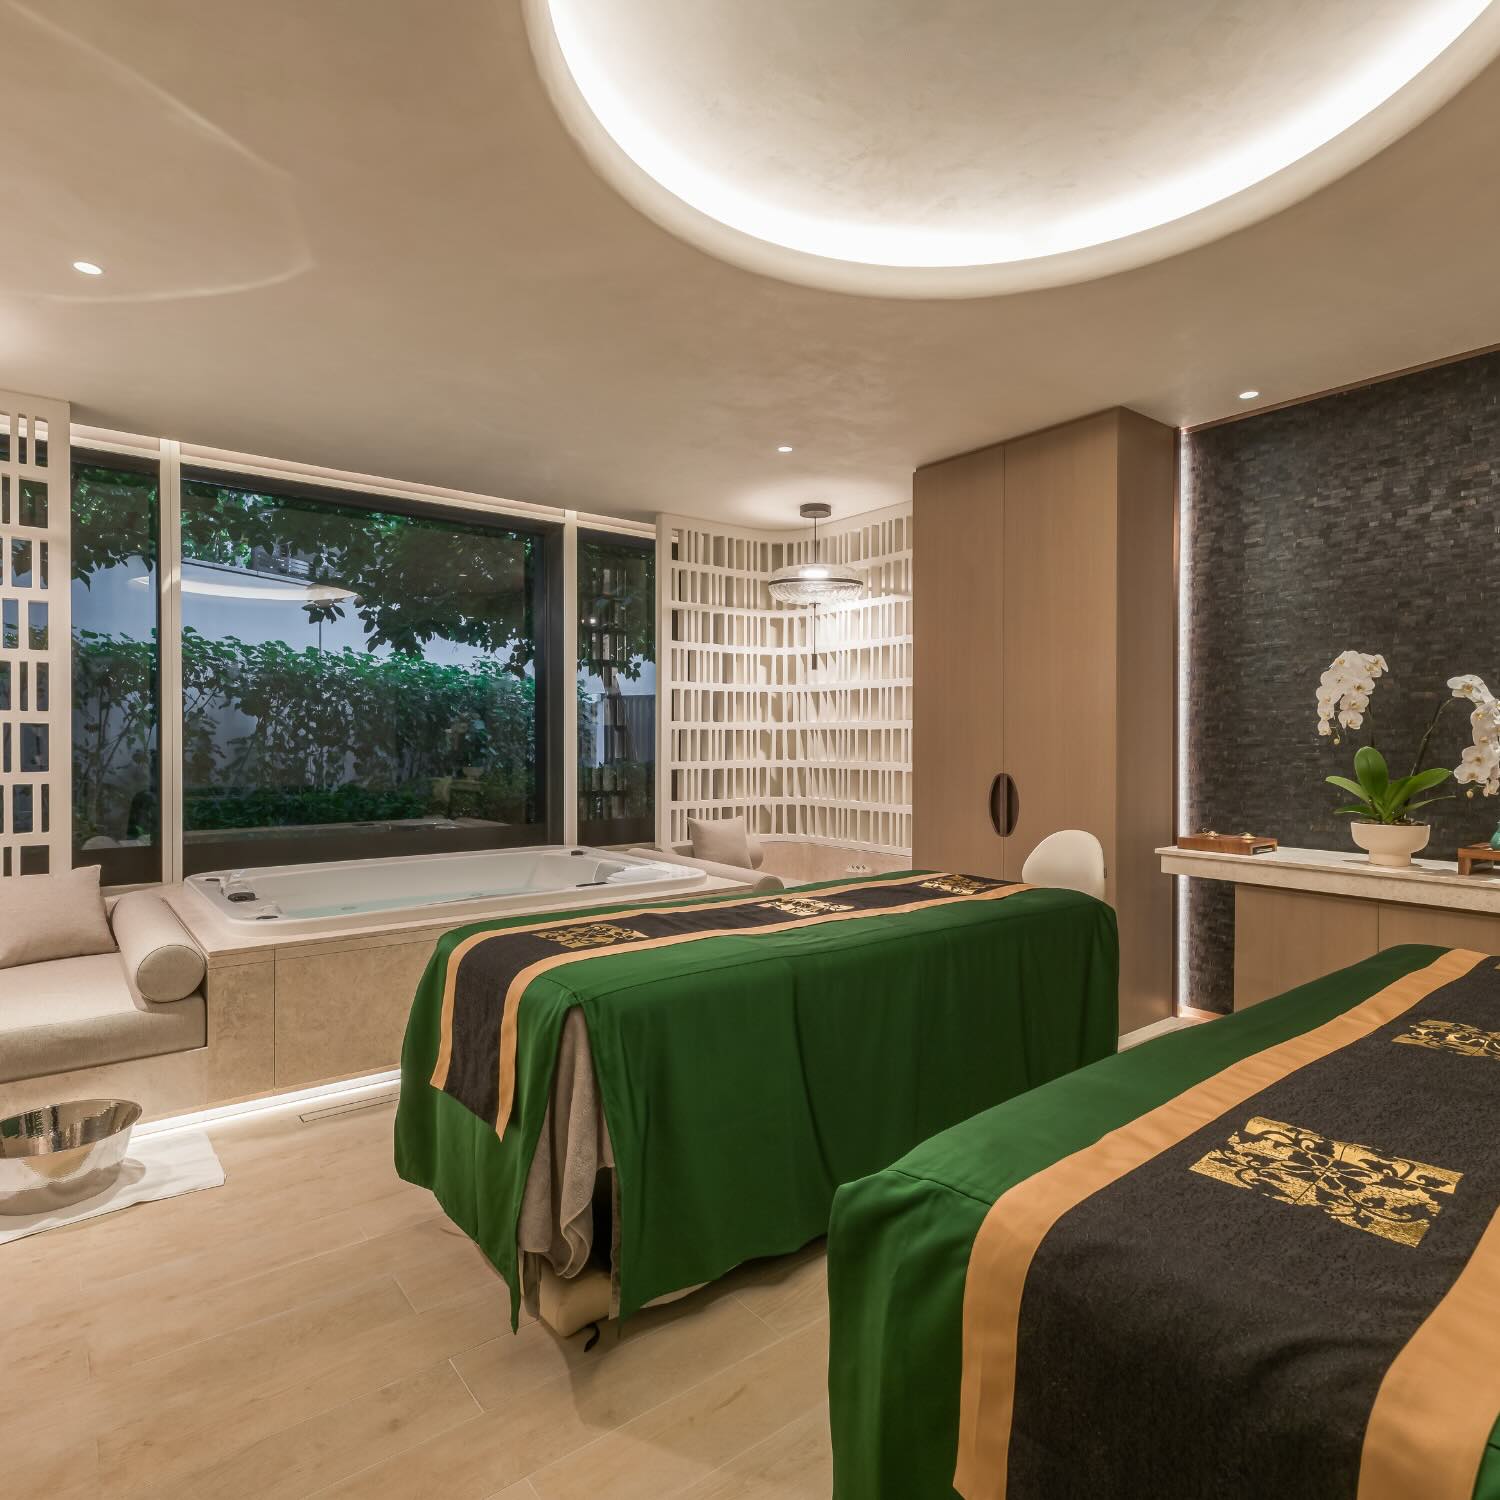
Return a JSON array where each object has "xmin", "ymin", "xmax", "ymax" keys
[{"xmin": 185, "ymin": 846, "xmax": 708, "ymax": 933}]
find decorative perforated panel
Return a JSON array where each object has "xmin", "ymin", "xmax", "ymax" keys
[
  {"xmin": 0, "ymin": 391, "xmax": 70, "ymax": 877},
  {"xmin": 658, "ymin": 504, "xmax": 911, "ymax": 855}
]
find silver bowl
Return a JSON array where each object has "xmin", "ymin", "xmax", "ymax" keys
[{"xmin": 0, "ymin": 1099, "xmax": 142, "ymax": 1217}]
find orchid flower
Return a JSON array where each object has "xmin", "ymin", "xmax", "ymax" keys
[
  {"xmin": 1449, "ymin": 675, "xmax": 1500, "ymax": 797},
  {"xmin": 1315, "ymin": 651, "xmax": 1386, "ymax": 739}
]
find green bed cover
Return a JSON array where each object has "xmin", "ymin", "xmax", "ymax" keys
[
  {"xmin": 826, "ymin": 943, "xmax": 1500, "ymax": 1500},
  {"xmin": 395, "ymin": 873, "xmax": 1118, "ymax": 1323}
]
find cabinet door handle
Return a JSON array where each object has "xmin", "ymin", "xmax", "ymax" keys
[{"xmin": 989, "ymin": 773, "xmax": 1018, "ymax": 837}]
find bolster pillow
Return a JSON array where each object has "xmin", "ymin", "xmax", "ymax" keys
[{"xmin": 110, "ymin": 891, "xmax": 207, "ymax": 1003}]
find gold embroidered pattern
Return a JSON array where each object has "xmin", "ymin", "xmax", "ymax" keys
[
  {"xmin": 919, "ymin": 875, "xmax": 996, "ymax": 897},
  {"xmin": 1393, "ymin": 1017, "xmax": 1500, "ymax": 1061},
  {"xmin": 756, "ymin": 897, "xmax": 857, "ymax": 917},
  {"xmin": 535, "ymin": 922, "xmax": 648, "ymax": 950},
  {"xmin": 1189, "ymin": 1116, "xmax": 1461, "ymax": 1247}
]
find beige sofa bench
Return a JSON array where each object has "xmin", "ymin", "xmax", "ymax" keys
[{"xmin": 0, "ymin": 887, "xmax": 209, "ymax": 1108}]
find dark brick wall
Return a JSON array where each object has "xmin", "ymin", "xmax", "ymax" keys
[{"xmin": 1184, "ymin": 349, "xmax": 1500, "ymax": 1011}]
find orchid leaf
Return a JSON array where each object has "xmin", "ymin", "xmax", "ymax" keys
[
  {"xmin": 1385, "ymin": 767, "xmax": 1453, "ymax": 818},
  {"xmin": 1325, "ymin": 775, "xmax": 1369, "ymax": 801},
  {"xmin": 1354, "ymin": 746, "xmax": 1390, "ymax": 801},
  {"xmin": 1401, "ymin": 795, "xmax": 1454, "ymax": 814},
  {"xmin": 1399, "ymin": 767, "xmax": 1453, "ymax": 795}
]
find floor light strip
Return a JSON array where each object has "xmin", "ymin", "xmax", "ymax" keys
[{"xmin": 136, "ymin": 1069, "xmax": 402, "ymax": 1139}]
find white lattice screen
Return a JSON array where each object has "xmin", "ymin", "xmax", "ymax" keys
[
  {"xmin": 658, "ymin": 504, "xmax": 912, "ymax": 854},
  {"xmin": 0, "ymin": 391, "xmax": 70, "ymax": 877}
]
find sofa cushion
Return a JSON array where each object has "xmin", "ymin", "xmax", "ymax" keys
[
  {"xmin": 0, "ymin": 865, "xmax": 116, "ymax": 971},
  {"xmin": 110, "ymin": 891, "xmax": 207, "ymax": 1003},
  {"xmin": 688, "ymin": 815, "xmax": 759, "ymax": 871},
  {"xmin": 0, "ymin": 953, "xmax": 206, "ymax": 1085}
]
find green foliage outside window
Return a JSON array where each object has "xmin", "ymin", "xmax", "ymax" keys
[{"xmin": 74, "ymin": 628, "xmax": 538, "ymax": 843}]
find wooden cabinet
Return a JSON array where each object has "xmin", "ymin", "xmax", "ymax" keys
[
  {"xmin": 913, "ymin": 409, "xmax": 1176, "ymax": 1030},
  {"xmin": 1233, "ymin": 887, "xmax": 1380, "ymax": 1009},
  {"xmin": 1234, "ymin": 884, "xmax": 1500, "ymax": 1009}
]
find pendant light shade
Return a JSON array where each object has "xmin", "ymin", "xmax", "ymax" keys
[{"xmin": 767, "ymin": 503, "xmax": 863, "ymax": 605}]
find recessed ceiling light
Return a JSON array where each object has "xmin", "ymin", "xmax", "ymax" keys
[
  {"xmin": 1238, "ymin": 389, "xmax": 1260, "ymax": 400},
  {"xmin": 777, "ymin": 445, "xmax": 794, "ymax": 453},
  {"xmin": 72, "ymin": 260, "xmax": 104, "ymax": 276}
]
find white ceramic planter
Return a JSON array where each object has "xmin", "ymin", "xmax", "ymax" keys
[{"xmin": 1350, "ymin": 822, "xmax": 1431, "ymax": 868}]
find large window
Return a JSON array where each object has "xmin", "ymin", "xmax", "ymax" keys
[
  {"xmin": 179, "ymin": 473, "xmax": 547, "ymax": 874},
  {"xmin": 577, "ymin": 532, "xmax": 655, "ymax": 846},
  {"xmin": 72, "ymin": 455, "xmax": 161, "ymax": 885},
  {"xmin": 62, "ymin": 448, "xmax": 653, "ymax": 882}
]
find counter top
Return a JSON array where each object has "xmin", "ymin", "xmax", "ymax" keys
[{"xmin": 1158, "ymin": 843, "xmax": 1500, "ymax": 915}]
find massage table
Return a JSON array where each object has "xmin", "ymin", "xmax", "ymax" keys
[
  {"xmin": 393, "ymin": 870, "xmax": 1119, "ymax": 1329},
  {"xmin": 827, "ymin": 944, "xmax": 1500, "ymax": 1500}
]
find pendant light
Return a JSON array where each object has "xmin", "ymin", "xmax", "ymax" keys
[{"xmin": 767, "ymin": 503, "xmax": 862, "ymax": 605}]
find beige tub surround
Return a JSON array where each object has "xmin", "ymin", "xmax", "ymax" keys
[
  {"xmin": 1161, "ymin": 844, "xmax": 1500, "ymax": 1009},
  {"xmin": 271, "ymin": 939, "xmax": 433, "ymax": 1091}
]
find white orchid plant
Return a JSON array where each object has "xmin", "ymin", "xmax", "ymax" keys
[{"xmin": 1317, "ymin": 651, "xmax": 1453, "ymax": 826}]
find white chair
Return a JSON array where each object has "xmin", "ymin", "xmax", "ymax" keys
[{"xmin": 1020, "ymin": 830, "xmax": 1107, "ymax": 900}]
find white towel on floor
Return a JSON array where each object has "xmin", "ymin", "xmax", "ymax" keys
[{"xmin": 0, "ymin": 1129, "xmax": 224, "ymax": 1244}]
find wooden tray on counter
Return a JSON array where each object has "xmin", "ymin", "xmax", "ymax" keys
[{"xmin": 1176, "ymin": 832, "xmax": 1279, "ymax": 856}]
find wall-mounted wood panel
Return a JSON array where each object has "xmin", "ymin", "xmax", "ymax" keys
[
  {"xmin": 912, "ymin": 447, "xmax": 1006, "ymax": 877},
  {"xmin": 1001, "ymin": 413, "xmax": 1118, "ymax": 886},
  {"xmin": 912, "ymin": 407, "xmax": 1177, "ymax": 1030}
]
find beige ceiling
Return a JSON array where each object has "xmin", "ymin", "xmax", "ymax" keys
[
  {"xmin": 533, "ymin": 0, "xmax": 1500, "ymax": 294},
  {"xmin": 3, "ymin": 0, "xmax": 1500, "ymax": 528}
]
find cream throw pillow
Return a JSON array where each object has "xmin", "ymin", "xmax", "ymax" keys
[
  {"xmin": 0, "ymin": 864, "xmax": 117, "ymax": 970},
  {"xmin": 688, "ymin": 815, "xmax": 755, "ymax": 871}
]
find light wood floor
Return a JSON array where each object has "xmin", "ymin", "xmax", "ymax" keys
[{"xmin": 2, "ymin": 1097, "xmax": 833, "ymax": 1500}]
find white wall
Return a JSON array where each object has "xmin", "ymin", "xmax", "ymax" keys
[{"xmin": 656, "ymin": 505, "xmax": 911, "ymax": 855}]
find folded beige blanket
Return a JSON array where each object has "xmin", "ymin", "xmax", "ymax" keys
[{"xmin": 518, "ymin": 1008, "xmax": 613, "ymax": 1279}]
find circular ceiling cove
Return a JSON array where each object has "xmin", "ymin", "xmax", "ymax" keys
[{"xmin": 525, "ymin": 0, "xmax": 1500, "ymax": 298}]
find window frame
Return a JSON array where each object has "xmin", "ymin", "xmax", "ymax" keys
[
  {"xmin": 70, "ymin": 445, "xmax": 164, "ymax": 887},
  {"xmin": 575, "ymin": 526, "xmax": 656, "ymax": 849}
]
